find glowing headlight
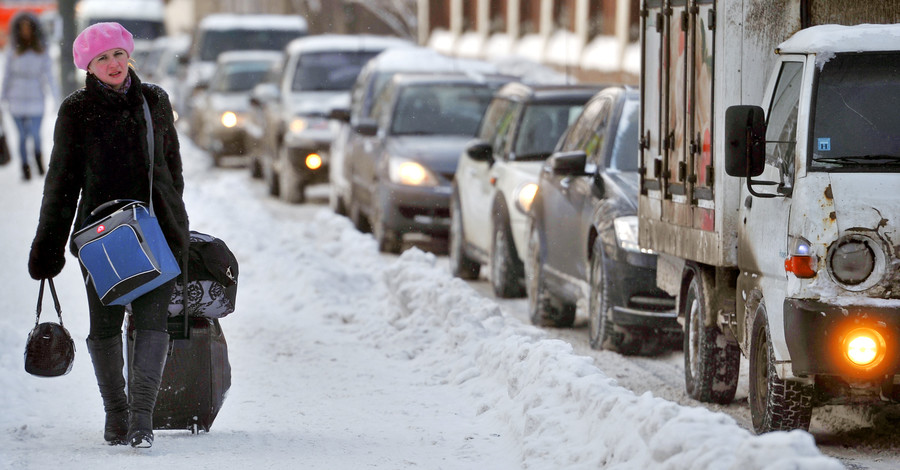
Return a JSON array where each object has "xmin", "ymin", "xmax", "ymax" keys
[
  {"xmin": 843, "ymin": 327, "xmax": 885, "ymax": 368},
  {"xmin": 290, "ymin": 116, "xmax": 330, "ymax": 134},
  {"xmin": 388, "ymin": 158, "xmax": 438, "ymax": 186},
  {"xmin": 614, "ymin": 216, "xmax": 652, "ymax": 254},
  {"xmin": 290, "ymin": 117, "xmax": 308, "ymax": 133},
  {"xmin": 221, "ymin": 111, "xmax": 238, "ymax": 128},
  {"xmin": 305, "ymin": 153, "xmax": 322, "ymax": 170},
  {"xmin": 514, "ymin": 183, "xmax": 539, "ymax": 214}
]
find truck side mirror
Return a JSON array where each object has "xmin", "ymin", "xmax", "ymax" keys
[
  {"xmin": 548, "ymin": 150, "xmax": 588, "ymax": 177},
  {"xmin": 724, "ymin": 105, "xmax": 766, "ymax": 177},
  {"xmin": 464, "ymin": 140, "xmax": 493, "ymax": 163}
]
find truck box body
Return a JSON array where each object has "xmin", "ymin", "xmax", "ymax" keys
[{"xmin": 638, "ymin": 0, "xmax": 900, "ymax": 271}]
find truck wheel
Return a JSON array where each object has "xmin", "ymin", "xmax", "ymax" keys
[
  {"xmin": 490, "ymin": 210, "xmax": 525, "ymax": 298},
  {"xmin": 449, "ymin": 194, "xmax": 480, "ymax": 280},
  {"xmin": 683, "ymin": 267, "xmax": 740, "ymax": 404},
  {"xmin": 749, "ymin": 302, "xmax": 813, "ymax": 433},
  {"xmin": 526, "ymin": 224, "xmax": 574, "ymax": 327},
  {"xmin": 589, "ymin": 238, "xmax": 641, "ymax": 353}
]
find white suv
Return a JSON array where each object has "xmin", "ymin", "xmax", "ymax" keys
[{"xmin": 450, "ymin": 83, "xmax": 601, "ymax": 297}]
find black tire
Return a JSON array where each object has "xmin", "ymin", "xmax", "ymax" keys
[
  {"xmin": 449, "ymin": 194, "xmax": 480, "ymax": 280},
  {"xmin": 264, "ymin": 157, "xmax": 279, "ymax": 197},
  {"xmin": 683, "ymin": 267, "xmax": 740, "ymax": 404},
  {"xmin": 525, "ymin": 224, "xmax": 575, "ymax": 327},
  {"xmin": 490, "ymin": 210, "xmax": 525, "ymax": 298},
  {"xmin": 372, "ymin": 201, "xmax": 402, "ymax": 254},
  {"xmin": 749, "ymin": 302, "xmax": 813, "ymax": 433},
  {"xmin": 588, "ymin": 239, "xmax": 642, "ymax": 354},
  {"xmin": 329, "ymin": 187, "xmax": 347, "ymax": 216},
  {"xmin": 279, "ymin": 147, "xmax": 306, "ymax": 204},
  {"xmin": 249, "ymin": 156, "xmax": 263, "ymax": 179}
]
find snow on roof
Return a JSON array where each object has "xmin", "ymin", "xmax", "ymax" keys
[
  {"xmin": 76, "ymin": 0, "xmax": 164, "ymax": 20},
  {"xmin": 368, "ymin": 47, "xmax": 499, "ymax": 75},
  {"xmin": 216, "ymin": 50, "xmax": 284, "ymax": 64},
  {"xmin": 284, "ymin": 34, "xmax": 414, "ymax": 56},
  {"xmin": 198, "ymin": 13, "xmax": 308, "ymax": 32},
  {"xmin": 777, "ymin": 23, "xmax": 900, "ymax": 54}
]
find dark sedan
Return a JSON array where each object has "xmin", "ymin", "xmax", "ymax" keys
[
  {"xmin": 350, "ymin": 72, "xmax": 510, "ymax": 253},
  {"xmin": 526, "ymin": 86, "xmax": 679, "ymax": 355}
]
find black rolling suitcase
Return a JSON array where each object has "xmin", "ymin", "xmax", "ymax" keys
[{"xmin": 127, "ymin": 314, "xmax": 232, "ymax": 433}]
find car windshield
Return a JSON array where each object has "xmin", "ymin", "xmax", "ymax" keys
[
  {"xmin": 609, "ymin": 98, "xmax": 639, "ymax": 171},
  {"xmin": 210, "ymin": 61, "xmax": 275, "ymax": 92},
  {"xmin": 513, "ymin": 103, "xmax": 584, "ymax": 160},
  {"xmin": 88, "ymin": 19, "xmax": 164, "ymax": 41},
  {"xmin": 292, "ymin": 51, "xmax": 381, "ymax": 92},
  {"xmin": 390, "ymin": 84, "xmax": 496, "ymax": 136},
  {"xmin": 811, "ymin": 52, "xmax": 900, "ymax": 171},
  {"xmin": 197, "ymin": 29, "xmax": 303, "ymax": 62}
]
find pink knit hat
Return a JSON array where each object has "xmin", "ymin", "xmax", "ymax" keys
[{"xmin": 72, "ymin": 22, "xmax": 134, "ymax": 71}]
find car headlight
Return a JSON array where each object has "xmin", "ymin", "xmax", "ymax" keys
[
  {"xmin": 614, "ymin": 216, "xmax": 653, "ymax": 254},
  {"xmin": 388, "ymin": 158, "xmax": 439, "ymax": 186},
  {"xmin": 290, "ymin": 116, "xmax": 329, "ymax": 134},
  {"xmin": 221, "ymin": 111, "xmax": 238, "ymax": 128},
  {"xmin": 514, "ymin": 183, "xmax": 539, "ymax": 214}
]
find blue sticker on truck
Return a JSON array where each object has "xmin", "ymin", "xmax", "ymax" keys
[{"xmin": 817, "ymin": 138, "xmax": 831, "ymax": 151}]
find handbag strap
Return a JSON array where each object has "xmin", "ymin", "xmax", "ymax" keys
[
  {"xmin": 35, "ymin": 278, "xmax": 64, "ymax": 327},
  {"xmin": 142, "ymin": 95, "xmax": 156, "ymax": 216}
]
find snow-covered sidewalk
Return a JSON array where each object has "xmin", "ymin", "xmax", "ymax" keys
[{"xmin": 0, "ymin": 135, "xmax": 841, "ymax": 469}]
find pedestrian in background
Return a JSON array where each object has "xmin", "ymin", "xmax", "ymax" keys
[
  {"xmin": 27, "ymin": 22, "xmax": 189, "ymax": 448},
  {"xmin": 1, "ymin": 11, "xmax": 58, "ymax": 180}
]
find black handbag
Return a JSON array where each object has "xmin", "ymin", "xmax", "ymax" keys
[
  {"xmin": 24, "ymin": 278, "xmax": 76, "ymax": 377},
  {"xmin": 168, "ymin": 231, "xmax": 239, "ymax": 319}
]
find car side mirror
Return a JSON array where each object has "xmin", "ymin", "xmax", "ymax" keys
[
  {"xmin": 548, "ymin": 150, "xmax": 588, "ymax": 177},
  {"xmin": 724, "ymin": 105, "xmax": 766, "ymax": 177},
  {"xmin": 465, "ymin": 140, "xmax": 493, "ymax": 163},
  {"xmin": 249, "ymin": 83, "xmax": 279, "ymax": 107},
  {"xmin": 354, "ymin": 118, "xmax": 378, "ymax": 137},
  {"xmin": 330, "ymin": 107, "xmax": 350, "ymax": 123}
]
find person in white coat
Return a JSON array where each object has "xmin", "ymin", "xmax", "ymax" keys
[{"xmin": 1, "ymin": 11, "xmax": 58, "ymax": 180}]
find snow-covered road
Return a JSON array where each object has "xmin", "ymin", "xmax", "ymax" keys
[{"xmin": 0, "ymin": 131, "xmax": 845, "ymax": 469}]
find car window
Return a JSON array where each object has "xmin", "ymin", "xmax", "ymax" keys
[
  {"xmin": 390, "ymin": 84, "xmax": 496, "ymax": 136},
  {"xmin": 513, "ymin": 103, "xmax": 584, "ymax": 161},
  {"xmin": 210, "ymin": 61, "xmax": 276, "ymax": 92},
  {"xmin": 291, "ymin": 51, "xmax": 381, "ymax": 92},
  {"xmin": 196, "ymin": 29, "xmax": 304, "ymax": 62},
  {"xmin": 478, "ymin": 98, "xmax": 517, "ymax": 157},
  {"xmin": 608, "ymin": 98, "xmax": 640, "ymax": 171}
]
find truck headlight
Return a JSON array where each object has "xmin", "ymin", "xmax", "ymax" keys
[
  {"xmin": 614, "ymin": 216, "xmax": 652, "ymax": 254},
  {"xmin": 843, "ymin": 327, "xmax": 886, "ymax": 369},
  {"xmin": 514, "ymin": 183, "xmax": 538, "ymax": 214},
  {"xmin": 388, "ymin": 158, "xmax": 438, "ymax": 186},
  {"xmin": 826, "ymin": 234, "xmax": 884, "ymax": 290}
]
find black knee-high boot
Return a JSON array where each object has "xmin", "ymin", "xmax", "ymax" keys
[
  {"xmin": 35, "ymin": 151, "xmax": 44, "ymax": 175},
  {"xmin": 86, "ymin": 335, "xmax": 129, "ymax": 445},
  {"xmin": 127, "ymin": 329, "xmax": 169, "ymax": 448}
]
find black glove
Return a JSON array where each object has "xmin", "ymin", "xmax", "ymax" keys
[{"xmin": 28, "ymin": 245, "xmax": 65, "ymax": 280}]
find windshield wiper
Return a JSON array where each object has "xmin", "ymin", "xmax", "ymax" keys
[{"xmin": 815, "ymin": 154, "xmax": 900, "ymax": 166}]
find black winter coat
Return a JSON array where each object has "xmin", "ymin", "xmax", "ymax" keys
[{"xmin": 28, "ymin": 68, "xmax": 189, "ymax": 279}]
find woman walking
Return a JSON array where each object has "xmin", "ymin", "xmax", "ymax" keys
[
  {"xmin": 27, "ymin": 22, "xmax": 189, "ymax": 448},
  {"xmin": 1, "ymin": 11, "xmax": 58, "ymax": 180}
]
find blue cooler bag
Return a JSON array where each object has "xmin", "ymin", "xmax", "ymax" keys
[{"xmin": 74, "ymin": 200, "xmax": 180, "ymax": 306}]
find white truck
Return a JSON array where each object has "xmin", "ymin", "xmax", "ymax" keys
[{"xmin": 638, "ymin": 0, "xmax": 900, "ymax": 433}]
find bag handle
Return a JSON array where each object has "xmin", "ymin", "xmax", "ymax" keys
[
  {"xmin": 35, "ymin": 278, "xmax": 64, "ymax": 328},
  {"xmin": 142, "ymin": 95, "xmax": 156, "ymax": 216}
]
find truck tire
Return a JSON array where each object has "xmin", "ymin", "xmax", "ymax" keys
[
  {"xmin": 490, "ymin": 209, "xmax": 525, "ymax": 298},
  {"xmin": 749, "ymin": 302, "xmax": 813, "ymax": 433},
  {"xmin": 589, "ymin": 238, "xmax": 641, "ymax": 353},
  {"xmin": 683, "ymin": 267, "xmax": 740, "ymax": 404},
  {"xmin": 526, "ymin": 224, "xmax": 574, "ymax": 327},
  {"xmin": 449, "ymin": 194, "xmax": 480, "ymax": 280}
]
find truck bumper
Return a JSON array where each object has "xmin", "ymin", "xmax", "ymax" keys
[{"xmin": 784, "ymin": 298, "xmax": 900, "ymax": 379}]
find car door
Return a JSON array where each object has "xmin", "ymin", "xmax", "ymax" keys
[
  {"xmin": 541, "ymin": 96, "xmax": 607, "ymax": 279},
  {"xmin": 460, "ymin": 97, "xmax": 519, "ymax": 254}
]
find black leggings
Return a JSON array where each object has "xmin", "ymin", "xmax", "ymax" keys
[{"xmin": 82, "ymin": 266, "xmax": 176, "ymax": 340}]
